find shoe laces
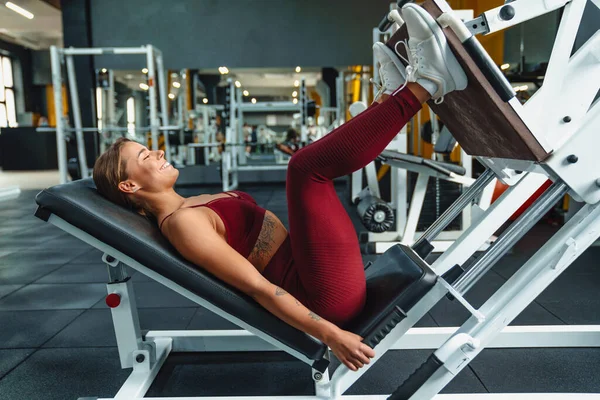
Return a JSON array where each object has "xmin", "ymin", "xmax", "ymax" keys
[
  {"xmin": 388, "ymin": 40, "xmax": 413, "ymax": 96},
  {"xmin": 394, "ymin": 39, "xmax": 445, "ymax": 104},
  {"xmin": 370, "ymin": 77, "xmax": 385, "ymax": 101}
]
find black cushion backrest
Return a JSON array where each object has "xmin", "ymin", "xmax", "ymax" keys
[
  {"xmin": 35, "ymin": 179, "xmax": 327, "ymax": 364},
  {"xmin": 345, "ymin": 244, "xmax": 437, "ymax": 345}
]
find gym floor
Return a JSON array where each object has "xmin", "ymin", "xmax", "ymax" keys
[{"xmin": 0, "ymin": 181, "xmax": 599, "ymax": 399}]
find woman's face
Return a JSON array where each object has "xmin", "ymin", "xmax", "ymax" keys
[{"xmin": 118, "ymin": 141, "xmax": 178, "ymax": 194}]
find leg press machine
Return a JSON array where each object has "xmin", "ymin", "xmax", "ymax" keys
[{"xmin": 34, "ymin": 0, "xmax": 600, "ymax": 398}]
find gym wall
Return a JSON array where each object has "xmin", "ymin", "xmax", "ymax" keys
[{"xmin": 80, "ymin": 0, "xmax": 393, "ymax": 70}]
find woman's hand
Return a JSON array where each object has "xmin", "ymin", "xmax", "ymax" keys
[{"xmin": 325, "ymin": 328, "xmax": 375, "ymax": 371}]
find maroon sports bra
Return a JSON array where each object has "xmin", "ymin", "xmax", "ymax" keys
[{"xmin": 159, "ymin": 191, "xmax": 266, "ymax": 258}]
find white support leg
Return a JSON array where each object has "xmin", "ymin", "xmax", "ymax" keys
[
  {"xmin": 113, "ymin": 337, "xmax": 172, "ymax": 400},
  {"xmin": 146, "ymin": 46, "xmax": 159, "ymax": 152},
  {"xmin": 351, "ymin": 170, "xmax": 363, "ymax": 203},
  {"xmin": 65, "ymin": 54, "xmax": 90, "ymax": 180},
  {"xmin": 155, "ymin": 51, "xmax": 171, "ymax": 162},
  {"xmin": 403, "ymin": 173, "xmax": 429, "ymax": 244},
  {"xmin": 50, "ymin": 46, "xmax": 68, "ymax": 184},
  {"xmin": 108, "ymin": 279, "xmax": 145, "ymax": 369},
  {"xmin": 364, "ymin": 161, "xmax": 381, "ymax": 198}
]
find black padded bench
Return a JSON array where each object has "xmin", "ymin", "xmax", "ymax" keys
[{"xmin": 34, "ymin": 179, "xmax": 438, "ymax": 373}]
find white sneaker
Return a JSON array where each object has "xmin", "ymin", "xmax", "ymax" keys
[
  {"xmin": 372, "ymin": 42, "xmax": 407, "ymax": 98},
  {"xmin": 397, "ymin": 3, "xmax": 468, "ymax": 103}
]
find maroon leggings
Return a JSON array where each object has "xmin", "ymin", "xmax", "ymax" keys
[{"xmin": 285, "ymin": 88, "xmax": 422, "ymax": 325}]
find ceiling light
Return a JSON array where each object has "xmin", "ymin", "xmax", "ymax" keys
[
  {"xmin": 139, "ymin": 83, "xmax": 149, "ymax": 91},
  {"xmin": 5, "ymin": 2, "xmax": 34, "ymax": 19},
  {"xmin": 172, "ymin": 81, "xmax": 181, "ymax": 88},
  {"xmin": 292, "ymin": 91, "xmax": 298, "ymax": 98},
  {"xmin": 101, "ymin": 68, "xmax": 107, "ymax": 73},
  {"xmin": 251, "ymin": 98, "xmax": 257, "ymax": 104},
  {"xmin": 142, "ymin": 68, "xmax": 148, "ymax": 74},
  {"xmin": 294, "ymin": 80, "xmax": 300, "ymax": 87},
  {"xmin": 235, "ymin": 81, "xmax": 242, "ymax": 88},
  {"xmin": 168, "ymin": 93, "xmax": 175, "ymax": 99},
  {"xmin": 203, "ymin": 98, "xmax": 208, "ymax": 104},
  {"xmin": 292, "ymin": 98, "xmax": 298, "ymax": 104},
  {"xmin": 500, "ymin": 63, "xmax": 510, "ymax": 71},
  {"xmin": 219, "ymin": 66, "xmax": 229, "ymax": 75},
  {"xmin": 243, "ymin": 90, "xmax": 249, "ymax": 97},
  {"xmin": 295, "ymin": 66, "xmax": 301, "ymax": 73}
]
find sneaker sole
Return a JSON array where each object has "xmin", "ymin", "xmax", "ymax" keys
[{"xmin": 403, "ymin": 4, "xmax": 468, "ymax": 91}]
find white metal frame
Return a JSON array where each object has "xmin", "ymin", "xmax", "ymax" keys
[
  {"xmin": 45, "ymin": 212, "xmax": 600, "ymax": 400},
  {"xmin": 49, "ymin": 45, "xmax": 170, "ymax": 184}
]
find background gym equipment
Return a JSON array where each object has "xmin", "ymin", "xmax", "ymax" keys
[
  {"xmin": 221, "ymin": 78, "xmax": 313, "ymax": 192},
  {"xmin": 40, "ymin": 45, "xmax": 173, "ymax": 184}
]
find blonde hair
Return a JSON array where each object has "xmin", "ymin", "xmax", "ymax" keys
[{"xmin": 93, "ymin": 137, "xmax": 152, "ymax": 219}]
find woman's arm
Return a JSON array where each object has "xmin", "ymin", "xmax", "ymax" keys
[{"xmin": 167, "ymin": 209, "xmax": 374, "ymax": 370}]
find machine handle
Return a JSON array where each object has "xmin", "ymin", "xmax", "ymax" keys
[
  {"xmin": 388, "ymin": 354, "xmax": 443, "ymax": 400},
  {"xmin": 378, "ymin": 13, "xmax": 395, "ymax": 32}
]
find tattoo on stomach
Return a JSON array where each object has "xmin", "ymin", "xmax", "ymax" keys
[{"xmin": 249, "ymin": 213, "xmax": 278, "ymax": 261}]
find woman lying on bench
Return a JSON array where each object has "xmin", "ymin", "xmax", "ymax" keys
[{"xmin": 92, "ymin": 4, "xmax": 466, "ymax": 372}]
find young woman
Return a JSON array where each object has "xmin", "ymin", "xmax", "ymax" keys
[{"xmin": 93, "ymin": 4, "xmax": 467, "ymax": 372}]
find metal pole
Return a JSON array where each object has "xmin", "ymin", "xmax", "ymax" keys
[
  {"xmin": 50, "ymin": 46, "xmax": 68, "ymax": 184},
  {"xmin": 65, "ymin": 54, "xmax": 90, "ymax": 180},
  {"xmin": 145, "ymin": 46, "xmax": 159, "ymax": 152},
  {"xmin": 237, "ymin": 85, "xmax": 246, "ymax": 165},
  {"xmin": 177, "ymin": 91, "xmax": 185, "ymax": 165},
  {"xmin": 203, "ymin": 107, "xmax": 210, "ymax": 166},
  {"xmin": 455, "ymin": 180, "xmax": 569, "ymax": 295},
  {"xmin": 413, "ymin": 168, "xmax": 496, "ymax": 247},
  {"xmin": 155, "ymin": 51, "xmax": 171, "ymax": 162},
  {"xmin": 108, "ymin": 69, "xmax": 116, "ymax": 135},
  {"xmin": 460, "ymin": 148, "xmax": 474, "ymax": 238},
  {"xmin": 228, "ymin": 79, "xmax": 239, "ymax": 187},
  {"xmin": 300, "ymin": 77, "xmax": 308, "ymax": 145}
]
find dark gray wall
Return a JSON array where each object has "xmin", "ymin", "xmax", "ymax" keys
[{"xmin": 88, "ymin": 0, "xmax": 392, "ymax": 70}]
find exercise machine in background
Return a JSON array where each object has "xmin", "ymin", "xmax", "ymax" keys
[
  {"xmin": 352, "ymin": 6, "xmax": 495, "ymax": 254},
  {"xmin": 221, "ymin": 78, "xmax": 315, "ymax": 192},
  {"xmin": 40, "ymin": 45, "xmax": 175, "ymax": 184}
]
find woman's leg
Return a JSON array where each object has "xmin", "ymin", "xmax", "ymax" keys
[{"xmin": 286, "ymin": 87, "xmax": 423, "ymax": 325}]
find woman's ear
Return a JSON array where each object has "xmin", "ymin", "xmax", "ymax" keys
[{"xmin": 118, "ymin": 180, "xmax": 139, "ymax": 194}]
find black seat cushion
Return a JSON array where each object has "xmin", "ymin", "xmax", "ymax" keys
[
  {"xmin": 379, "ymin": 150, "xmax": 467, "ymax": 176},
  {"xmin": 345, "ymin": 244, "xmax": 437, "ymax": 347},
  {"xmin": 35, "ymin": 179, "xmax": 327, "ymax": 366}
]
